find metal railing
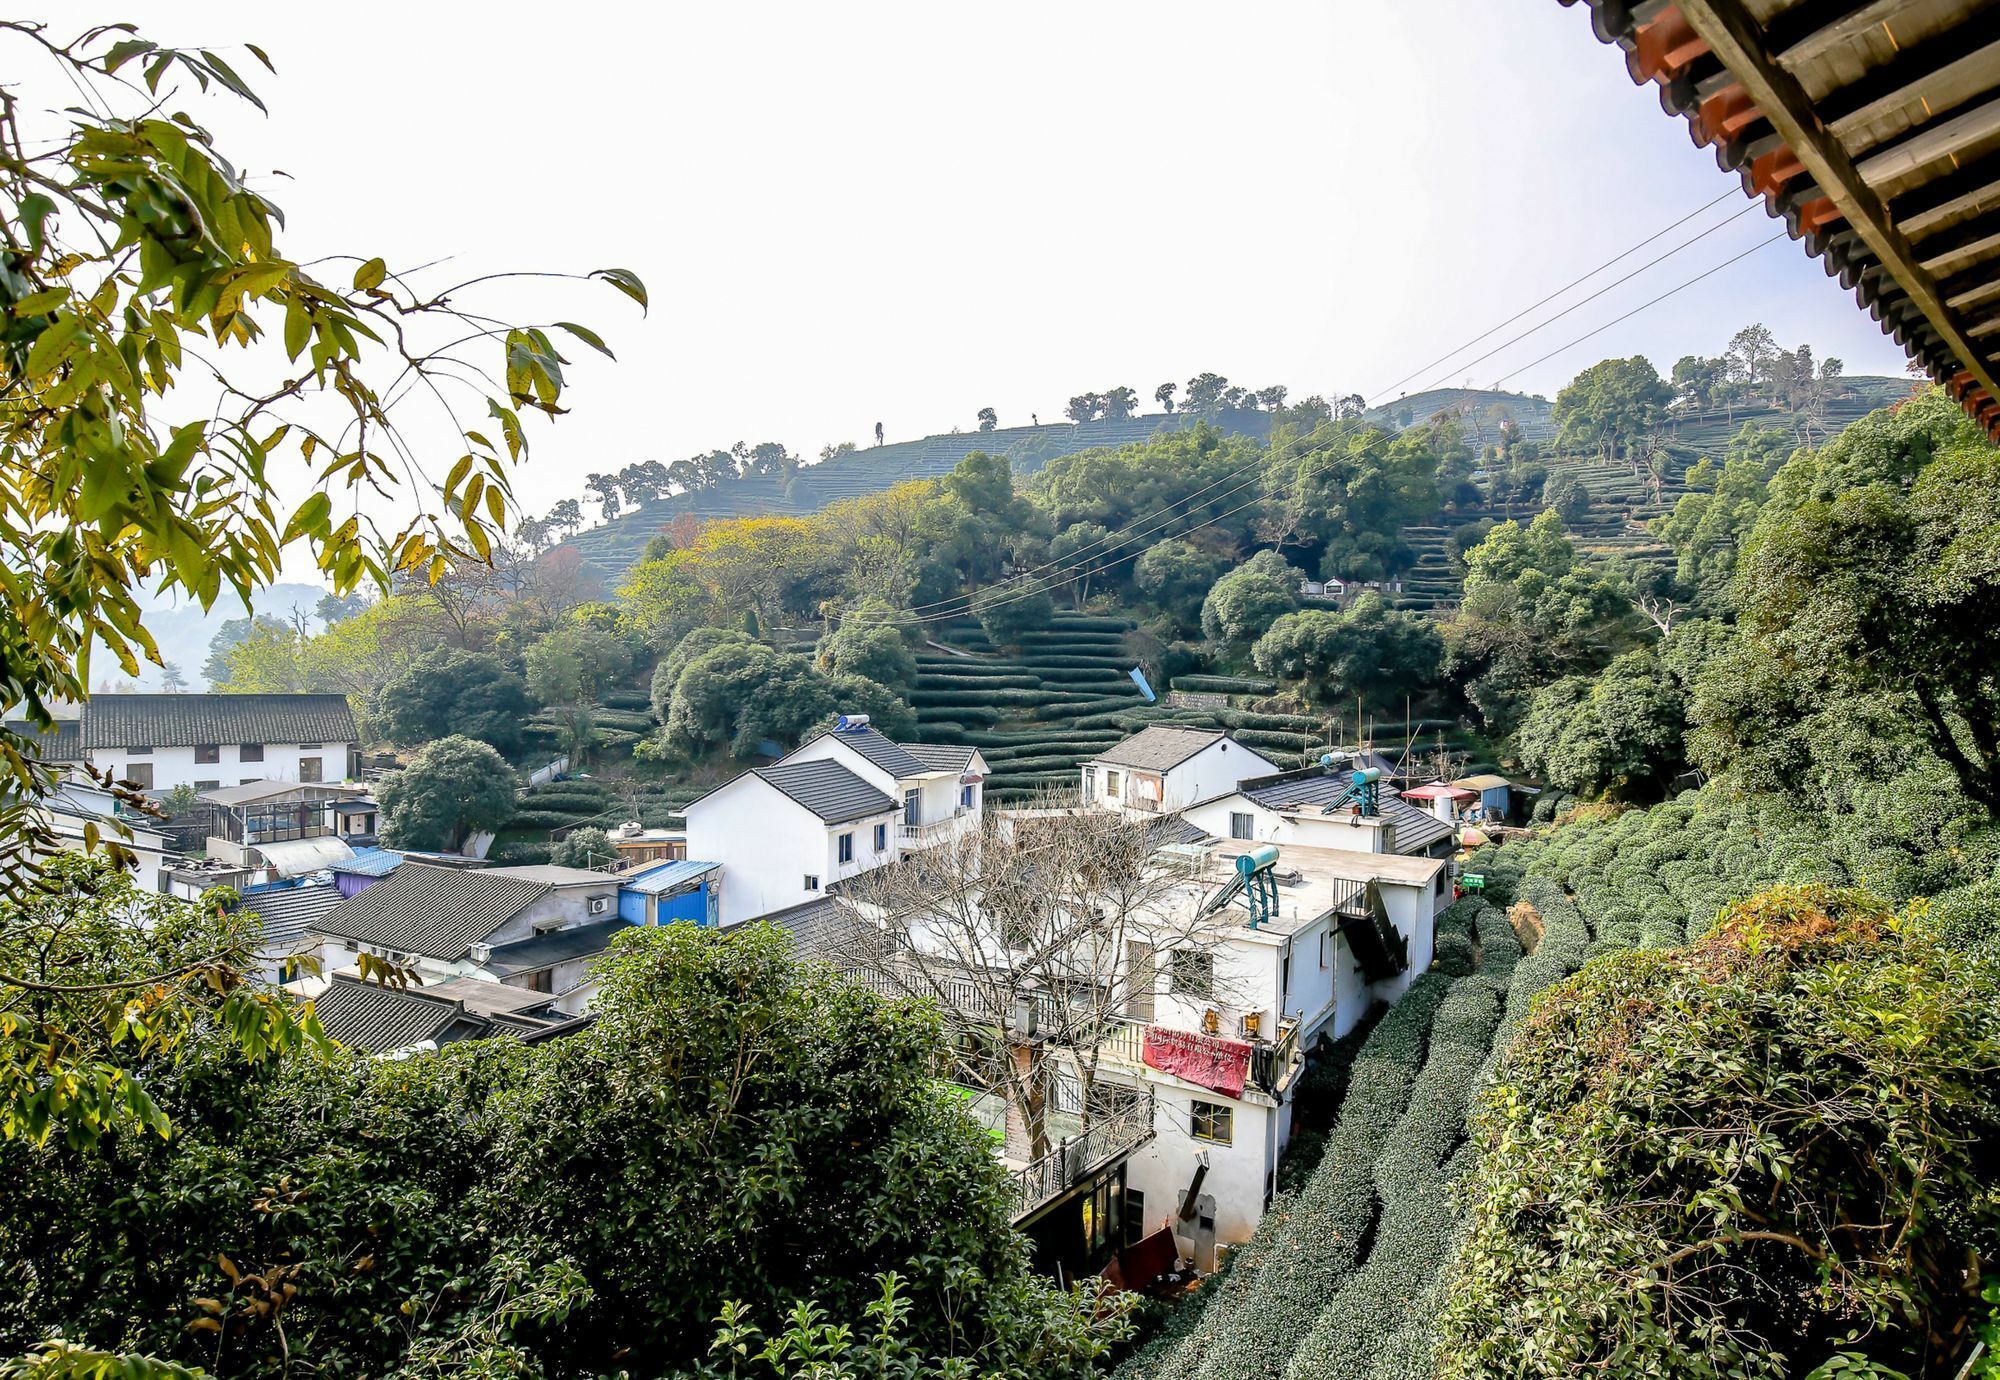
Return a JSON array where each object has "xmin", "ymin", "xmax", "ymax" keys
[{"xmin": 1008, "ymin": 1089, "xmax": 1156, "ymax": 1222}]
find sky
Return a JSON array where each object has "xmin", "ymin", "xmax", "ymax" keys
[{"xmin": 63, "ymin": 2, "xmax": 1913, "ymax": 555}]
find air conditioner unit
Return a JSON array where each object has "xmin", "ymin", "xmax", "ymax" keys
[{"xmin": 468, "ymin": 942, "xmax": 492, "ymax": 965}]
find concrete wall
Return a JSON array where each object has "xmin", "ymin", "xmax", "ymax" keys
[{"xmin": 1121, "ymin": 1084, "xmax": 1277, "ymax": 1247}]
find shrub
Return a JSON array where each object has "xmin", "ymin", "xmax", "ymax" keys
[
  {"xmin": 1436, "ymin": 885, "xmax": 2000, "ymax": 1380},
  {"xmin": 1172, "ymin": 674, "xmax": 1277, "ymax": 695},
  {"xmin": 1186, "ymin": 973, "xmax": 1453, "ymax": 1380}
]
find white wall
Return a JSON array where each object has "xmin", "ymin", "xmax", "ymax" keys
[
  {"xmin": 1182, "ymin": 796, "xmax": 1391, "ymax": 855},
  {"xmin": 687, "ymin": 775, "xmax": 903, "ymax": 926},
  {"xmin": 1121, "ymin": 1084, "xmax": 1276, "ymax": 1247},
  {"xmin": 1168, "ymin": 740, "xmax": 1280, "ymax": 811},
  {"xmin": 89, "ymin": 740, "xmax": 353, "ymax": 793}
]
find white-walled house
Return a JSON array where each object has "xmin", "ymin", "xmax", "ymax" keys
[
  {"xmin": 680, "ymin": 757, "xmax": 902, "ymax": 927},
  {"xmin": 1091, "ymin": 838, "xmax": 1448, "ymax": 1254},
  {"xmin": 780, "ymin": 720, "xmax": 988, "ymax": 850},
  {"xmin": 69, "ymin": 694, "xmax": 359, "ymax": 794},
  {"xmin": 1079, "ymin": 727, "xmax": 1282, "ymax": 816},
  {"xmin": 1181, "ymin": 764, "xmax": 1456, "ymax": 858},
  {"xmin": 307, "ymin": 863, "xmax": 626, "ymax": 1016}
]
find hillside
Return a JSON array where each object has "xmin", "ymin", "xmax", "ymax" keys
[
  {"xmin": 563, "ymin": 409, "xmax": 1274, "ymax": 582},
  {"xmin": 1368, "ymin": 387, "xmax": 1556, "ymax": 441}
]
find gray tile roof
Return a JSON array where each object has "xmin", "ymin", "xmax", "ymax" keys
[
  {"xmin": 311, "ymin": 975, "xmax": 546, "ymax": 1053},
  {"xmin": 234, "ymin": 882, "xmax": 344, "ymax": 952},
  {"xmin": 78, "ymin": 694, "xmax": 358, "ymax": 751},
  {"xmin": 753, "ymin": 759, "xmax": 897, "ymax": 824},
  {"xmin": 1092, "ymin": 726, "xmax": 1228, "ymax": 772},
  {"xmin": 819, "ymin": 724, "xmax": 930, "ymax": 779},
  {"xmin": 899, "ymin": 742, "xmax": 977, "ymax": 772},
  {"xmin": 482, "ymin": 918, "xmax": 632, "ymax": 977},
  {"xmin": 3, "ymin": 718, "xmax": 80, "ymax": 760},
  {"xmin": 312, "ymin": 864, "xmax": 554, "ymax": 962},
  {"xmin": 757, "ymin": 895, "xmax": 870, "ymax": 964},
  {"xmin": 1239, "ymin": 774, "xmax": 1454, "ymax": 856}
]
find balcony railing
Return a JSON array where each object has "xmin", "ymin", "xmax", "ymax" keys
[
  {"xmin": 1079, "ymin": 1015, "xmax": 1303, "ymax": 1095},
  {"xmin": 1008, "ymin": 1090, "xmax": 1156, "ymax": 1222},
  {"xmin": 898, "ymin": 809, "xmax": 977, "ymax": 847}
]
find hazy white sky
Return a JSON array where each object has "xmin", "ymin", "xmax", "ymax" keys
[{"xmin": 77, "ymin": 3, "xmax": 1911, "ymax": 533}]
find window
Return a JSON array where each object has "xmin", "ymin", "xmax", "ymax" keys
[
  {"xmin": 125, "ymin": 762, "xmax": 153, "ymax": 790},
  {"xmin": 1230, "ymin": 811, "xmax": 1254, "ymax": 840},
  {"xmin": 298, "ymin": 757, "xmax": 322, "ymax": 783},
  {"xmin": 873, "ymin": 823, "xmax": 887, "ymax": 852},
  {"xmin": 1124, "ymin": 1188, "xmax": 1148, "ymax": 1246},
  {"xmin": 239, "ymin": 743, "xmax": 264, "ymax": 762},
  {"xmin": 194, "ymin": 744, "xmax": 220, "ymax": 764},
  {"xmin": 961, "ymin": 783, "xmax": 977, "ymax": 810},
  {"xmin": 241, "ymin": 778, "xmax": 259, "ymax": 786},
  {"xmin": 1170, "ymin": 950, "xmax": 1213, "ymax": 998},
  {"xmin": 1319, "ymin": 929, "xmax": 1331, "ymax": 969},
  {"xmin": 194, "ymin": 779, "xmax": 220, "ymax": 792},
  {"xmin": 1191, "ymin": 1099, "xmax": 1233, "ymax": 1145},
  {"xmin": 127, "ymin": 744, "xmax": 152, "ymax": 756},
  {"xmin": 838, "ymin": 832, "xmax": 854, "ymax": 864},
  {"xmin": 1082, "ymin": 766, "xmax": 1096, "ymax": 798},
  {"xmin": 804, "ymin": 874, "xmax": 819, "ymax": 891},
  {"xmin": 1105, "ymin": 769, "xmax": 1123, "ymax": 800},
  {"xmin": 299, "ymin": 743, "xmax": 323, "ymax": 750}
]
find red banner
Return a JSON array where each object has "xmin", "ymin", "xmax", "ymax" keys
[{"xmin": 1141, "ymin": 1026, "xmax": 1251, "ymax": 1097}]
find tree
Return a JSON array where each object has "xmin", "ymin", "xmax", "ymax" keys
[
  {"xmin": 548, "ymin": 498, "xmax": 585, "ymax": 537},
  {"xmin": 650, "ymin": 627, "xmax": 755, "ymax": 724},
  {"xmin": 1261, "ymin": 418, "xmax": 1449, "ymax": 580},
  {"xmin": 1553, "ymin": 356, "xmax": 1671, "ymax": 460},
  {"xmin": 1515, "ymin": 650, "xmax": 1686, "ymax": 799},
  {"xmin": 0, "ymin": 852, "xmax": 326, "ymax": 1149},
  {"xmin": 1047, "ymin": 522, "xmax": 1115, "ymax": 603},
  {"xmin": 313, "ymin": 590, "xmax": 369, "ymax": 626},
  {"xmin": 1065, "ymin": 393, "xmax": 1104, "ymax": 424},
  {"xmin": 202, "ymin": 614, "xmax": 285, "ymax": 686},
  {"xmin": 373, "ymin": 648, "xmax": 534, "ymax": 755},
  {"xmin": 0, "ymin": 19, "xmax": 642, "ymax": 884},
  {"xmin": 585, "ymin": 472, "xmax": 622, "ymax": 523},
  {"xmin": 833, "ymin": 802, "xmax": 1244, "ymax": 1162},
  {"xmin": 526, "ymin": 624, "xmax": 631, "ymax": 760},
  {"xmin": 1183, "ymin": 372, "xmax": 1233, "ymax": 412},
  {"xmin": 972, "ymin": 580, "xmax": 1055, "ymax": 648},
  {"xmin": 157, "ymin": 661, "xmax": 187, "ymax": 694},
  {"xmin": 1710, "ymin": 428, "xmax": 2000, "ymax": 814},
  {"xmin": 1438, "ymin": 886, "xmax": 2000, "ymax": 1379},
  {"xmin": 1546, "ymin": 474, "xmax": 1592, "ymax": 523},
  {"xmin": 550, "ymin": 825, "xmax": 614, "ymax": 869},
  {"xmin": 1201, "ymin": 550, "xmax": 1302, "ymax": 646},
  {"xmin": 1155, "ymin": 381, "xmax": 1176, "ymax": 413},
  {"xmin": 1134, "ymin": 539, "xmax": 1228, "ymax": 633},
  {"xmin": 377, "ymin": 735, "xmax": 516, "ymax": 851},
  {"xmin": 1256, "ymin": 384, "xmax": 1289, "ymax": 411},
  {"xmin": 1100, "ymin": 386, "xmax": 1138, "ymax": 421},
  {"xmin": 663, "ymin": 643, "xmax": 881, "ymax": 759},
  {"xmin": 1725, "ymin": 322, "xmax": 1780, "ymax": 400},
  {"xmin": 976, "ymin": 406, "xmax": 998, "ymax": 432},
  {"xmin": 817, "ymin": 617, "xmax": 917, "ymax": 694},
  {"xmin": 1669, "ymin": 353, "xmax": 1728, "ymax": 414},
  {"xmin": 0, "ymin": 920, "xmax": 1122, "ymax": 1377},
  {"xmin": 1251, "ymin": 594, "xmax": 1442, "ymax": 710}
]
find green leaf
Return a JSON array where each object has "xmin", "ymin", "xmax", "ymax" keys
[
  {"xmin": 591, "ymin": 267, "xmax": 649, "ymax": 314},
  {"xmin": 352, "ymin": 258, "xmax": 387, "ymax": 292},
  {"xmin": 554, "ymin": 320, "xmax": 615, "ymax": 360},
  {"xmin": 19, "ymin": 193, "xmax": 56, "ymax": 256},
  {"xmin": 12, "ymin": 287, "xmax": 69, "ymax": 317},
  {"xmin": 103, "ymin": 38, "xmax": 158, "ymax": 72}
]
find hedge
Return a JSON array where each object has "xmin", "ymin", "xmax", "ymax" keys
[
  {"xmin": 1040, "ymin": 696, "xmax": 1153, "ymax": 720},
  {"xmin": 916, "ymin": 706, "xmax": 999, "ymax": 726},
  {"xmin": 1183, "ymin": 972, "xmax": 1455, "ymax": 1380},
  {"xmin": 914, "ymin": 675, "xmax": 1042, "ymax": 691},
  {"xmin": 506, "ymin": 808, "xmax": 602, "ymax": 831},
  {"xmin": 1171, "ymin": 674, "xmax": 1276, "ymax": 694},
  {"xmin": 1044, "ymin": 615, "xmax": 1134, "ymax": 632}
]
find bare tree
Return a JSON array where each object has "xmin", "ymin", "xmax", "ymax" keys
[{"xmin": 828, "ymin": 800, "xmax": 1246, "ymax": 1163}]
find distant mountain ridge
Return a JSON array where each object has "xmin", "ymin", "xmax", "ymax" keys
[{"xmin": 563, "ymin": 408, "xmax": 1276, "ymax": 582}]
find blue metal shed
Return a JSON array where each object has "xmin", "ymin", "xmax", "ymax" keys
[{"xmin": 619, "ymin": 859, "xmax": 721, "ymax": 927}]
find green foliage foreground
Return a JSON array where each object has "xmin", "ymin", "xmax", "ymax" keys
[
  {"xmin": 1437, "ymin": 886, "xmax": 2000, "ymax": 1379},
  {"xmin": 0, "ymin": 921, "xmax": 1122, "ymax": 1379}
]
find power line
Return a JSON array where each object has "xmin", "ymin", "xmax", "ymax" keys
[
  {"xmin": 892, "ymin": 191, "xmax": 1762, "ymax": 622},
  {"xmin": 1371, "ymin": 189, "xmax": 1741, "ymax": 399}
]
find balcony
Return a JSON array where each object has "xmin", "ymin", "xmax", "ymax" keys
[
  {"xmin": 1077, "ymin": 1015, "xmax": 1303, "ymax": 1096},
  {"xmin": 898, "ymin": 809, "xmax": 977, "ymax": 849},
  {"xmin": 1007, "ymin": 1090, "xmax": 1156, "ymax": 1223}
]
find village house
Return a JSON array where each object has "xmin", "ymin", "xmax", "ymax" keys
[
  {"xmin": 1078, "ymin": 727, "xmax": 1282, "ymax": 816},
  {"xmin": 308, "ymin": 973, "xmax": 569, "ymax": 1055},
  {"xmin": 679, "ymin": 716, "xmax": 989, "ymax": 927},
  {"xmin": 306, "ymin": 862, "xmax": 626, "ymax": 1016},
  {"xmin": 5, "ymin": 717, "xmax": 176, "ymax": 892},
  {"xmin": 56, "ymin": 693, "xmax": 360, "ymax": 794},
  {"xmin": 1179, "ymin": 759, "xmax": 1457, "ymax": 858}
]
